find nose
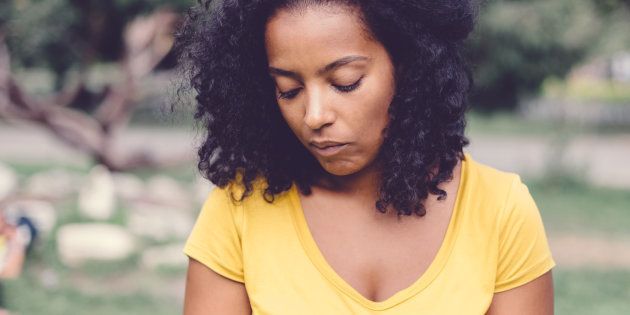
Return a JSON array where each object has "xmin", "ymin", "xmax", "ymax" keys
[{"xmin": 303, "ymin": 88, "xmax": 335, "ymax": 130}]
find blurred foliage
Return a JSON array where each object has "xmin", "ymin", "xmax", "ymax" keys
[
  {"xmin": 542, "ymin": 76, "xmax": 630, "ymax": 104},
  {"xmin": 1, "ymin": 0, "xmax": 630, "ymax": 110},
  {"xmin": 466, "ymin": 0, "xmax": 630, "ymax": 111},
  {"xmin": 0, "ymin": 0, "xmax": 190, "ymax": 90}
]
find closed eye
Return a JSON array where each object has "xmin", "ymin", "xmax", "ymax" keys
[
  {"xmin": 333, "ymin": 76, "xmax": 364, "ymax": 93},
  {"xmin": 278, "ymin": 88, "xmax": 301, "ymax": 100},
  {"xmin": 277, "ymin": 76, "xmax": 364, "ymax": 100}
]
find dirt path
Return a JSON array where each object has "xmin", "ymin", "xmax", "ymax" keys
[
  {"xmin": 549, "ymin": 233, "xmax": 630, "ymax": 269},
  {"xmin": 2, "ymin": 123, "xmax": 630, "ymax": 188},
  {"xmin": 467, "ymin": 133, "xmax": 630, "ymax": 190}
]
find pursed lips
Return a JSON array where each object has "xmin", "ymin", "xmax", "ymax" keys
[
  {"xmin": 308, "ymin": 141, "xmax": 349, "ymax": 157},
  {"xmin": 310, "ymin": 141, "xmax": 347, "ymax": 149}
]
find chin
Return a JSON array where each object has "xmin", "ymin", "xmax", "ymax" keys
[{"xmin": 319, "ymin": 160, "xmax": 361, "ymax": 176}]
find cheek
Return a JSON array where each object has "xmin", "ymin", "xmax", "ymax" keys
[
  {"xmin": 359, "ymin": 116, "xmax": 387, "ymax": 155},
  {"xmin": 278, "ymin": 105, "xmax": 306, "ymax": 140},
  {"xmin": 355, "ymin": 81, "xmax": 393, "ymax": 145}
]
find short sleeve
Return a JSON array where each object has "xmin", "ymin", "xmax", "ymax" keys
[
  {"xmin": 494, "ymin": 176, "xmax": 556, "ymax": 293},
  {"xmin": 183, "ymin": 186, "xmax": 245, "ymax": 283}
]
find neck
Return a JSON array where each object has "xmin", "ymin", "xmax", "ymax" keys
[
  {"xmin": 314, "ymin": 160, "xmax": 382, "ymax": 200},
  {"xmin": 312, "ymin": 157, "xmax": 445, "ymax": 199}
]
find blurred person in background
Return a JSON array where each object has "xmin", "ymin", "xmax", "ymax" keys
[
  {"xmin": 0, "ymin": 210, "xmax": 37, "ymax": 315},
  {"xmin": 176, "ymin": 0, "xmax": 556, "ymax": 314}
]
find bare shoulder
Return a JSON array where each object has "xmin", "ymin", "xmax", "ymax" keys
[
  {"xmin": 184, "ymin": 258, "xmax": 251, "ymax": 315},
  {"xmin": 486, "ymin": 270, "xmax": 554, "ymax": 315}
]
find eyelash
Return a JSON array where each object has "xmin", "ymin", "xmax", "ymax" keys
[{"xmin": 278, "ymin": 76, "xmax": 364, "ymax": 100}]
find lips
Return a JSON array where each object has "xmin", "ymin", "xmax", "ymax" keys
[
  {"xmin": 310, "ymin": 141, "xmax": 347, "ymax": 149},
  {"xmin": 309, "ymin": 141, "xmax": 349, "ymax": 157}
]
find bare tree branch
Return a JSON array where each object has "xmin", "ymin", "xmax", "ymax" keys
[
  {"xmin": 95, "ymin": 9, "xmax": 179, "ymax": 132},
  {"xmin": 0, "ymin": 9, "xmax": 188, "ymax": 171}
]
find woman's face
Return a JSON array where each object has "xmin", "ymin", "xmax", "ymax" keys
[{"xmin": 265, "ymin": 4, "xmax": 396, "ymax": 177}]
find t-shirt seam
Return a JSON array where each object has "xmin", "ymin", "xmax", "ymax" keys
[
  {"xmin": 184, "ymin": 240, "xmax": 245, "ymax": 283},
  {"xmin": 494, "ymin": 253, "xmax": 555, "ymax": 292},
  {"xmin": 223, "ymin": 186, "xmax": 244, "ymax": 248},
  {"xmin": 224, "ymin": 186, "xmax": 246, "ymax": 281},
  {"xmin": 496, "ymin": 175, "xmax": 519, "ymax": 250},
  {"xmin": 494, "ymin": 174, "xmax": 520, "ymax": 286},
  {"xmin": 235, "ymin": 188, "xmax": 246, "ymax": 280},
  {"xmin": 494, "ymin": 175, "xmax": 555, "ymax": 293}
]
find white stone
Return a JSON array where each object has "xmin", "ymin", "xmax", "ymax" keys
[
  {"xmin": 127, "ymin": 201, "xmax": 194, "ymax": 241},
  {"xmin": 0, "ymin": 162, "xmax": 18, "ymax": 200},
  {"xmin": 145, "ymin": 175, "xmax": 192, "ymax": 208},
  {"xmin": 140, "ymin": 243, "xmax": 187, "ymax": 270},
  {"xmin": 147, "ymin": 175, "xmax": 192, "ymax": 208},
  {"xmin": 24, "ymin": 168, "xmax": 83, "ymax": 198},
  {"xmin": 39, "ymin": 268, "xmax": 60, "ymax": 289},
  {"xmin": 111, "ymin": 172, "xmax": 145, "ymax": 201},
  {"xmin": 3, "ymin": 199, "xmax": 57, "ymax": 236},
  {"xmin": 56, "ymin": 223, "xmax": 136, "ymax": 267},
  {"xmin": 78, "ymin": 165, "xmax": 116, "ymax": 220}
]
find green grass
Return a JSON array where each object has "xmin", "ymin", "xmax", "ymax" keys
[
  {"xmin": 3, "ymin": 161, "xmax": 90, "ymax": 178},
  {"xmin": 466, "ymin": 110, "xmax": 560, "ymax": 136},
  {"xmin": 507, "ymin": 177, "xmax": 630, "ymax": 315},
  {"xmin": 542, "ymin": 76, "xmax": 630, "ymax": 104},
  {"xmin": 466, "ymin": 110, "xmax": 630, "ymax": 136},
  {"xmin": 2, "ymin": 275, "xmax": 182, "ymax": 315},
  {"xmin": 131, "ymin": 163, "xmax": 197, "ymax": 183},
  {"xmin": 128, "ymin": 103, "xmax": 197, "ymax": 128},
  {"xmin": 525, "ymin": 178, "xmax": 630, "ymax": 236},
  {"xmin": 555, "ymin": 268, "xmax": 630, "ymax": 315},
  {"xmin": 5, "ymin": 160, "xmax": 197, "ymax": 183}
]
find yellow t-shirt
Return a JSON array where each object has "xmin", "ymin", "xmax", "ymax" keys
[{"xmin": 183, "ymin": 153, "xmax": 556, "ymax": 314}]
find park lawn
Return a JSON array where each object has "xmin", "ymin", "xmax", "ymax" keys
[
  {"xmin": 2, "ymin": 273, "xmax": 183, "ymax": 315},
  {"xmin": 524, "ymin": 179, "xmax": 630, "ymax": 315},
  {"xmin": 467, "ymin": 110, "xmax": 561, "ymax": 136},
  {"xmin": 525, "ymin": 178, "xmax": 630, "ymax": 236},
  {"xmin": 465, "ymin": 110, "xmax": 630, "ymax": 136},
  {"xmin": 555, "ymin": 268, "xmax": 630, "ymax": 315}
]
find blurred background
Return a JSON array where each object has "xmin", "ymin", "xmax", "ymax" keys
[{"xmin": 0, "ymin": 0, "xmax": 629, "ymax": 314}]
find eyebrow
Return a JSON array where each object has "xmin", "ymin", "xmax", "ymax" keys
[{"xmin": 268, "ymin": 55, "xmax": 369, "ymax": 81}]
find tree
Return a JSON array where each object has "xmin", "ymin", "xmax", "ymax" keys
[
  {"xmin": 0, "ymin": 9, "xmax": 188, "ymax": 171},
  {"xmin": 0, "ymin": 0, "xmax": 190, "ymax": 90},
  {"xmin": 466, "ymin": 0, "xmax": 630, "ymax": 111}
]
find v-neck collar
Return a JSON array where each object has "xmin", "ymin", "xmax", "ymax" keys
[{"xmin": 288, "ymin": 153, "xmax": 469, "ymax": 311}]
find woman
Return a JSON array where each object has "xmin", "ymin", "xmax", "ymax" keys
[{"xmin": 177, "ymin": 0, "xmax": 556, "ymax": 314}]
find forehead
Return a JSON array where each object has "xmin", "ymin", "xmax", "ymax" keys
[{"xmin": 264, "ymin": 5, "xmax": 375, "ymax": 68}]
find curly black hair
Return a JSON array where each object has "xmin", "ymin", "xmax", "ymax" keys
[{"xmin": 175, "ymin": 0, "xmax": 477, "ymax": 216}]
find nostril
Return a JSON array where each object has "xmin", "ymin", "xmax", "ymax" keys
[
  {"xmin": 303, "ymin": 91, "xmax": 335, "ymax": 130},
  {"xmin": 304, "ymin": 113, "xmax": 333, "ymax": 130}
]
